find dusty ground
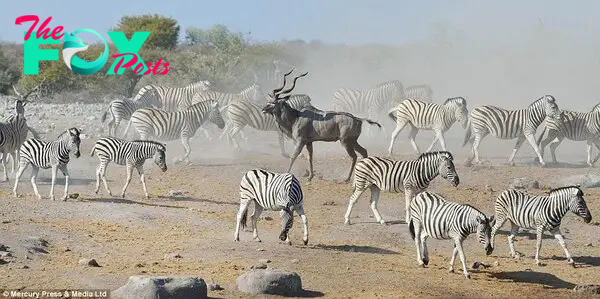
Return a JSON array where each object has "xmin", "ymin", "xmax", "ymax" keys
[{"xmin": 1, "ymin": 126, "xmax": 599, "ymax": 299}]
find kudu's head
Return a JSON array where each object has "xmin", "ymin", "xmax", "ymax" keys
[
  {"xmin": 262, "ymin": 68, "xmax": 308, "ymax": 116},
  {"xmin": 12, "ymin": 77, "xmax": 47, "ymax": 115}
]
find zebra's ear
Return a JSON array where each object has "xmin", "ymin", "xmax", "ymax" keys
[
  {"xmin": 476, "ymin": 216, "xmax": 485, "ymax": 224},
  {"xmin": 488, "ymin": 215, "xmax": 495, "ymax": 224}
]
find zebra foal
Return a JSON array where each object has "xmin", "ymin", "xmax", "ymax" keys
[
  {"xmin": 490, "ymin": 185, "xmax": 592, "ymax": 266},
  {"xmin": 13, "ymin": 128, "xmax": 81, "ymax": 201},
  {"xmin": 409, "ymin": 191, "xmax": 494, "ymax": 279},
  {"xmin": 344, "ymin": 151, "xmax": 460, "ymax": 225},
  {"xmin": 234, "ymin": 169, "xmax": 308, "ymax": 245},
  {"xmin": 130, "ymin": 100, "xmax": 225, "ymax": 165},
  {"xmin": 463, "ymin": 95, "xmax": 561, "ymax": 167},
  {"xmin": 90, "ymin": 137, "xmax": 167, "ymax": 199},
  {"xmin": 387, "ymin": 97, "xmax": 468, "ymax": 156}
]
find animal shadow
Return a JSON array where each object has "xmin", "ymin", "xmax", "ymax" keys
[
  {"xmin": 349, "ymin": 219, "xmax": 405, "ymax": 225},
  {"xmin": 155, "ymin": 195, "xmax": 237, "ymax": 206},
  {"xmin": 575, "ymin": 256, "xmax": 600, "ymax": 267},
  {"xmin": 36, "ymin": 177, "xmax": 96, "ymax": 186},
  {"xmin": 493, "ymin": 229, "xmax": 554, "ymax": 240},
  {"xmin": 82, "ymin": 197, "xmax": 186, "ymax": 209},
  {"xmin": 312, "ymin": 244, "xmax": 399, "ymax": 255},
  {"xmin": 489, "ymin": 271, "xmax": 575, "ymax": 289}
]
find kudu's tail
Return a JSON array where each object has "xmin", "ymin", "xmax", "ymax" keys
[
  {"xmin": 358, "ymin": 117, "xmax": 382, "ymax": 129},
  {"xmin": 462, "ymin": 118, "xmax": 473, "ymax": 147}
]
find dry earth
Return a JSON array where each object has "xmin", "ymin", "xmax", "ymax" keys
[{"xmin": 1, "ymin": 124, "xmax": 600, "ymax": 299}]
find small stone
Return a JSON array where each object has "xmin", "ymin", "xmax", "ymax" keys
[
  {"xmin": 208, "ymin": 283, "xmax": 223, "ymax": 291},
  {"xmin": 78, "ymin": 258, "xmax": 100, "ymax": 267},
  {"xmin": 585, "ymin": 243, "xmax": 593, "ymax": 247},
  {"xmin": 290, "ymin": 259, "xmax": 299, "ymax": 264},
  {"xmin": 168, "ymin": 190, "xmax": 184, "ymax": 197},
  {"xmin": 164, "ymin": 253, "xmax": 183, "ymax": 260},
  {"xmin": 573, "ymin": 284, "xmax": 600, "ymax": 294},
  {"xmin": 256, "ymin": 248, "xmax": 265, "ymax": 252},
  {"xmin": 260, "ymin": 216, "xmax": 273, "ymax": 221},
  {"xmin": 0, "ymin": 251, "xmax": 12, "ymax": 258},
  {"xmin": 0, "ymin": 244, "xmax": 8, "ymax": 251},
  {"xmin": 64, "ymin": 247, "xmax": 71, "ymax": 252},
  {"xmin": 494, "ymin": 260, "xmax": 500, "ymax": 267},
  {"xmin": 258, "ymin": 259, "xmax": 271, "ymax": 264},
  {"xmin": 1, "ymin": 220, "xmax": 11, "ymax": 224},
  {"xmin": 22, "ymin": 265, "xmax": 29, "ymax": 269},
  {"xmin": 251, "ymin": 263, "xmax": 268, "ymax": 270},
  {"xmin": 323, "ymin": 201, "xmax": 335, "ymax": 206}
]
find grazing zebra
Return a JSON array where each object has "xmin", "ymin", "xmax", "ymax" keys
[
  {"xmin": 490, "ymin": 185, "xmax": 592, "ymax": 266},
  {"xmin": 404, "ymin": 84, "xmax": 433, "ymax": 102},
  {"xmin": 219, "ymin": 94, "xmax": 314, "ymax": 157},
  {"xmin": 129, "ymin": 100, "xmax": 225, "ymax": 165},
  {"xmin": 387, "ymin": 97, "xmax": 469, "ymax": 156},
  {"xmin": 332, "ymin": 80, "xmax": 406, "ymax": 137},
  {"xmin": 463, "ymin": 95, "xmax": 561, "ymax": 167},
  {"xmin": 90, "ymin": 137, "xmax": 167, "ymax": 199},
  {"xmin": 132, "ymin": 80, "xmax": 211, "ymax": 112},
  {"xmin": 535, "ymin": 104, "xmax": 600, "ymax": 166},
  {"xmin": 13, "ymin": 127, "xmax": 81, "ymax": 201},
  {"xmin": 409, "ymin": 191, "xmax": 494, "ymax": 279},
  {"xmin": 344, "ymin": 151, "xmax": 460, "ymax": 225},
  {"xmin": 100, "ymin": 88, "xmax": 162, "ymax": 137},
  {"xmin": 0, "ymin": 100, "xmax": 41, "ymax": 180},
  {"xmin": 233, "ymin": 169, "xmax": 308, "ymax": 245}
]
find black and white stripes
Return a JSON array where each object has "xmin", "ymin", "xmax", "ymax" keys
[
  {"xmin": 409, "ymin": 191, "xmax": 494, "ymax": 279},
  {"xmin": 13, "ymin": 127, "xmax": 81, "ymax": 201},
  {"xmin": 234, "ymin": 169, "xmax": 308, "ymax": 245},
  {"xmin": 90, "ymin": 137, "xmax": 167, "ymax": 199},
  {"xmin": 404, "ymin": 84, "xmax": 433, "ymax": 102},
  {"xmin": 490, "ymin": 185, "xmax": 592, "ymax": 266},
  {"xmin": 101, "ymin": 88, "xmax": 163, "ymax": 138},
  {"xmin": 133, "ymin": 80, "xmax": 211, "ymax": 112},
  {"xmin": 344, "ymin": 151, "xmax": 460, "ymax": 225}
]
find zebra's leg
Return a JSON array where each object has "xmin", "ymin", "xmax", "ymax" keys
[
  {"xmin": 524, "ymin": 133, "xmax": 546, "ymax": 166},
  {"xmin": 176, "ymin": 136, "xmax": 192, "ymax": 165},
  {"xmin": 228, "ymin": 125, "xmax": 242, "ymax": 149},
  {"xmin": 30, "ymin": 166, "xmax": 42, "ymax": 200},
  {"xmin": 97, "ymin": 161, "xmax": 113, "ymax": 196},
  {"xmin": 234, "ymin": 198, "xmax": 251, "ymax": 242},
  {"xmin": 449, "ymin": 244, "xmax": 458, "ymax": 272},
  {"xmin": 549, "ymin": 227, "xmax": 574, "ymax": 266},
  {"xmin": 507, "ymin": 134, "xmax": 527, "ymax": 166},
  {"xmin": 251, "ymin": 204, "xmax": 264, "ymax": 242},
  {"xmin": 425, "ymin": 136, "xmax": 439, "ymax": 153},
  {"xmin": 121, "ymin": 119, "xmax": 133, "ymax": 139},
  {"xmin": 465, "ymin": 133, "xmax": 486, "ymax": 166},
  {"xmin": 535, "ymin": 131, "xmax": 555, "ymax": 163},
  {"xmin": 58, "ymin": 164, "xmax": 70, "ymax": 201},
  {"xmin": 49, "ymin": 164, "xmax": 59, "ymax": 201},
  {"xmin": 120, "ymin": 165, "xmax": 134, "ymax": 198},
  {"xmin": 369, "ymin": 185, "xmax": 386, "ymax": 225},
  {"xmin": 1, "ymin": 152, "xmax": 8, "ymax": 182},
  {"xmin": 428, "ymin": 129, "xmax": 447, "ymax": 152},
  {"xmin": 136, "ymin": 165, "xmax": 149, "ymax": 199},
  {"xmin": 295, "ymin": 203, "xmax": 309, "ymax": 245},
  {"xmin": 490, "ymin": 215, "xmax": 507, "ymax": 249},
  {"xmin": 454, "ymin": 238, "xmax": 471, "ymax": 279},
  {"xmin": 547, "ymin": 136, "xmax": 563, "ymax": 165},
  {"xmin": 344, "ymin": 183, "xmax": 369, "ymax": 225},
  {"xmin": 403, "ymin": 188, "xmax": 416, "ymax": 224},
  {"xmin": 387, "ymin": 119, "xmax": 408, "ymax": 157},
  {"xmin": 12, "ymin": 161, "xmax": 29, "ymax": 198},
  {"xmin": 534, "ymin": 226, "xmax": 544, "ymax": 266},
  {"xmin": 507, "ymin": 221, "xmax": 520, "ymax": 259},
  {"xmin": 407, "ymin": 126, "xmax": 421, "ymax": 155},
  {"xmin": 412, "ymin": 220, "xmax": 425, "ymax": 267},
  {"xmin": 590, "ymin": 138, "xmax": 600, "ymax": 166},
  {"xmin": 218, "ymin": 122, "xmax": 231, "ymax": 140},
  {"xmin": 420, "ymin": 231, "xmax": 429, "ymax": 265}
]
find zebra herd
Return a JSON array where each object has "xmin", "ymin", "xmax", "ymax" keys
[{"xmin": 1, "ymin": 65, "xmax": 597, "ymax": 282}]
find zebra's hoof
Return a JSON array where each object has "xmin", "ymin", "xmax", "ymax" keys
[
  {"xmin": 344, "ymin": 219, "xmax": 351, "ymax": 225},
  {"xmin": 448, "ymin": 267, "xmax": 454, "ymax": 273},
  {"xmin": 303, "ymin": 239, "xmax": 308, "ymax": 246},
  {"xmin": 422, "ymin": 258, "xmax": 429, "ymax": 266},
  {"xmin": 465, "ymin": 274, "xmax": 471, "ymax": 279}
]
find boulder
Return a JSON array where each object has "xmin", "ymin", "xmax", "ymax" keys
[
  {"xmin": 112, "ymin": 276, "xmax": 208, "ymax": 299},
  {"xmin": 236, "ymin": 269, "xmax": 302, "ymax": 296},
  {"xmin": 554, "ymin": 174, "xmax": 600, "ymax": 189},
  {"xmin": 508, "ymin": 177, "xmax": 539, "ymax": 189}
]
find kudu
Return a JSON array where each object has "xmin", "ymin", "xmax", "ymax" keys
[{"xmin": 262, "ymin": 69, "xmax": 382, "ymax": 183}]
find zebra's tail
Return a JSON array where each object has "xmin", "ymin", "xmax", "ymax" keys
[
  {"xmin": 462, "ymin": 118, "xmax": 473, "ymax": 147},
  {"xmin": 388, "ymin": 110, "xmax": 397, "ymax": 123},
  {"xmin": 408, "ymin": 219, "xmax": 416, "ymax": 240},
  {"xmin": 28, "ymin": 126, "xmax": 40, "ymax": 139},
  {"xmin": 101, "ymin": 109, "xmax": 109, "ymax": 123},
  {"xmin": 240, "ymin": 207, "xmax": 248, "ymax": 230},
  {"xmin": 89, "ymin": 145, "xmax": 96, "ymax": 157},
  {"xmin": 536, "ymin": 124, "xmax": 547, "ymax": 146}
]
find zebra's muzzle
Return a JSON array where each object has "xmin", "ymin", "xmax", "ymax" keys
[
  {"xmin": 451, "ymin": 176, "xmax": 460, "ymax": 187},
  {"xmin": 485, "ymin": 244, "xmax": 493, "ymax": 255},
  {"xmin": 583, "ymin": 214, "xmax": 592, "ymax": 223}
]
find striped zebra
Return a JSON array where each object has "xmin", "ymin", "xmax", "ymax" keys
[
  {"xmin": 13, "ymin": 127, "xmax": 81, "ymax": 201},
  {"xmin": 219, "ymin": 94, "xmax": 314, "ymax": 157},
  {"xmin": 463, "ymin": 95, "xmax": 561, "ymax": 167},
  {"xmin": 129, "ymin": 100, "xmax": 225, "ymax": 165},
  {"xmin": 132, "ymin": 80, "xmax": 211, "ymax": 112},
  {"xmin": 409, "ymin": 191, "xmax": 494, "ymax": 279},
  {"xmin": 234, "ymin": 169, "xmax": 308, "ymax": 245},
  {"xmin": 490, "ymin": 185, "xmax": 592, "ymax": 266},
  {"xmin": 535, "ymin": 104, "xmax": 600, "ymax": 166},
  {"xmin": 387, "ymin": 97, "xmax": 469, "ymax": 156},
  {"xmin": 404, "ymin": 84, "xmax": 433, "ymax": 102},
  {"xmin": 90, "ymin": 137, "xmax": 167, "ymax": 199},
  {"xmin": 100, "ymin": 88, "xmax": 162, "ymax": 138},
  {"xmin": 332, "ymin": 80, "xmax": 406, "ymax": 137},
  {"xmin": 0, "ymin": 100, "xmax": 41, "ymax": 178},
  {"xmin": 344, "ymin": 151, "xmax": 460, "ymax": 225}
]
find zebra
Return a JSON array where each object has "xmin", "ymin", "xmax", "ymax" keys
[
  {"xmin": 132, "ymin": 80, "xmax": 211, "ymax": 112},
  {"xmin": 0, "ymin": 100, "xmax": 41, "ymax": 180},
  {"xmin": 409, "ymin": 191, "xmax": 494, "ymax": 279},
  {"xmin": 129, "ymin": 100, "xmax": 225, "ymax": 165},
  {"xmin": 463, "ymin": 95, "xmax": 561, "ymax": 167},
  {"xmin": 13, "ymin": 127, "xmax": 81, "ymax": 201},
  {"xmin": 219, "ymin": 94, "xmax": 314, "ymax": 157},
  {"xmin": 90, "ymin": 137, "xmax": 167, "ymax": 199},
  {"xmin": 535, "ymin": 104, "xmax": 600, "ymax": 166},
  {"xmin": 344, "ymin": 151, "xmax": 460, "ymax": 225},
  {"xmin": 404, "ymin": 84, "xmax": 433, "ymax": 102},
  {"xmin": 490, "ymin": 185, "xmax": 592, "ymax": 267},
  {"xmin": 192, "ymin": 83, "xmax": 265, "ymax": 140},
  {"xmin": 233, "ymin": 169, "xmax": 308, "ymax": 245},
  {"xmin": 387, "ymin": 97, "xmax": 469, "ymax": 156},
  {"xmin": 100, "ymin": 88, "xmax": 162, "ymax": 138},
  {"xmin": 332, "ymin": 80, "xmax": 406, "ymax": 138}
]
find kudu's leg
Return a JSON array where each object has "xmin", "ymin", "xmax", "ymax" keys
[
  {"xmin": 305, "ymin": 142, "xmax": 314, "ymax": 181},
  {"xmin": 287, "ymin": 140, "xmax": 307, "ymax": 175},
  {"xmin": 341, "ymin": 139, "xmax": 358, "ymax": 184}
]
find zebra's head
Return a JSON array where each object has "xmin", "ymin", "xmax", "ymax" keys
[
  {"xmin": 65, "ymin": 127, "xmax": 81, "ymax": 158},
  {"xmin": 444, "ymin": 97, "xmax": 469, "ymax": 129},
  {"xmin": 246, "ymin": 83, "xmax": 265, "ymax": 104},
  {"xmin": 207, "ymin": 101, "xmax": 226, "ymax": 129},
  {"xmin": 430, "ymin": 151, "xmax": 459, "ymax": 187},
  {"xmin": 475, "ymin": 214, "xmax": 495, "ymax": 255},
  {"xmin": 154, "ymin": 143, "xmax": 167, "ymax": 172},
  {"xmin": 538, "ymin": 95, "xmax": 561, "ymax": 120},
  {"xmin": 555, "ymin": 185, "xmax": 592, "ymax": 223}
]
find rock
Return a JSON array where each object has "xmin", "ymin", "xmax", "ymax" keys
[
  {"xmin": 208, "ymin": 283, "xmax": 223, "ymax": 291},
  {"xmin": 164, "ymin": 253, "xmax": 182, "ymax": 260},
  {"xmin": 290, "ymin": 259, "xmax": 300, "ymax": 264},
  {"xmin": 573, "ymin": 284, "xmax": 600, "ymax": 294},
  {"xmin": 259, "ymin": 215, "xmax": 273, "ymax": 221},
  {"xmin": 554, "ymin": 174, "xmax": 600, "ymax": 189},
  {"xmin": 78, "ymin": 258, "xmax": 100, "ymax": 267},
  {"xmin": 24, "ymin": 237, "xmax": 48, "ymax": 254},
  {"xmin": 250, "ymin": 263, "xmax": 268, "ymax": 270},
  {"xmin": 493, "ymin": 260, "xmax": 500, "ymax": 267},
  {"xmin": 586, "ymin": 243, "xmax": 593, "ymax": 247},
  {"xmin": 0, "ymin": 244, "xmax": 7, "ymax": 251},
  {"xmin": 0, "ymin": 251, "xmax": 12, "ymax": 258},
  {"xmin": 112, "ymin": 275, "xmax": 208, "ymax": 299},
  {"xmin": 167, "ymin": 190, "xmax": 184, "ymax": 197},
  {"xmin": 508, "ymin": 177, "xmax": 539, "ymax": 189},
  {"xmin": 323, "ymin": 201, "xmax": 335, "ymax": 206},
  {"xmin": 258, "ymin": 259, "xmax": 271, "ymax": 264},
  {"xmin": 236, "ymin": 269, "xmax": 303, "ymax": 296}
]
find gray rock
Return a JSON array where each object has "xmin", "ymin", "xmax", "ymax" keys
[
  {"xmin": 0, "ymin": 244, "xmax": 7, "ymax": 251},
  {"xmin": 250, "ymin": 263, "xmax": 268, "ymax": 270},
  {"xmin": 164, "ymin": 253, "xmax": 182, "ymax": 260},
  {"xmin": 112, "ymin": 276, "xmax": 208, "ymax": 299},
  {"xmin": 79, "ymin": 258, "xmax": 100, "ymax": 267},
  {"xmin": 168, "ymin": 190, "xmax": 184, "ymax": 197},
  {"xmin": 236, "ymin": 269, "xmax": 302, "ymax": 296},
  {"xmin": 0, "ymin": 251, "xmax": 12, "ymax": 258},
  {"xmin": 554, "ymin": 174, "xmax": 600, "ymax": 188},
  {"xmin": 508, "ymin": 177, "xmax": 539, "ymax": 189},
  {"xmin": 573, "ymin": 284, "xmax": 600, "ymax": 294},
  {"xmin": 208, "ymin": 283, "xmax": 223, "ymax": 291}
]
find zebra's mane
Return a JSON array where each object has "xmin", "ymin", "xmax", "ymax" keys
[
  {"xmin": 56, "ymin": 127, "xmax": 80, "ymax": 139},
  {"xmin": 591, "ymin": 103, "xmax": 600, "ymax": 113},
  {"xmin": 443, "ymin": 97, "xmax": 465, "ymax": 106},
  {"xmin": 374, "ymin": 80, "xmax": 402, "ymax": 89},
  {"xmin": 417, "ymin": 151, "xmax": 454, "ymax": 161},
  {"xmin": 527, "ymin": 95, "xmax": 555, "ymax": 109},
  {"xmin": 548, "ymin": 185, "xmax": 583, "ymax": 196}
]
